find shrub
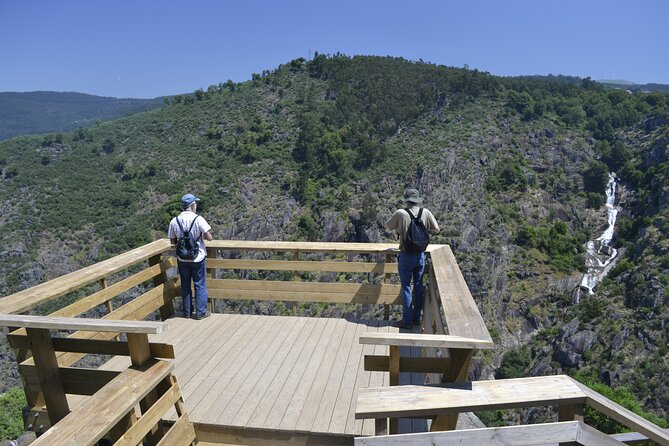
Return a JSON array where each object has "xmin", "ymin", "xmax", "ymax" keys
[
  {"xmin": 0, "ymin": 387, "xmax": 26, "ymax": 440},
  {"xmin": 497, "ymin": 345, "xmax": 532, "ymax": 379}
]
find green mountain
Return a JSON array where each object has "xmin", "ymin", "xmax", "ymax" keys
[
  {"xmin": 0, "ymin": 91, "xmax": 165, "ymax": 141},
  {"xmin": 0, "ymin": 55, "xmax": 668, "ymax": 428}
]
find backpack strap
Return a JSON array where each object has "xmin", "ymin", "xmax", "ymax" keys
[
  {"xmin": 175, "ymin": 217, "xmax": 185, "ymax": 233},
  {"xmin": 404, "ymin": 208, "xmax": 423, "ymax": 221},
  {"xmin": 175, "ymin": 215, "xmax": 199, "ymax": 237}
]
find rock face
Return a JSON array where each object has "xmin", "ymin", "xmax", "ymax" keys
[{"xmin": 553, "ymin": 318, "xmax": 597, "ymax": 369}]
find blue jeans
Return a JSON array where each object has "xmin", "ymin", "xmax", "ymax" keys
[
  {"xmin": 398, "ymin": 252, "xmax": 425, "ymax": 325},
  {"xmin": 177, "ymin": 259, "xmax": 208, "ymax": 318}
]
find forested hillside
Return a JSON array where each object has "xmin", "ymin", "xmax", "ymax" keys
[
  {"xmin": 0, "ymin": 91, "xmax": 164, "ymax": 140},
  {"xmin": 0, "ymin": 55, "xmax": 667, "ymax": 429}
]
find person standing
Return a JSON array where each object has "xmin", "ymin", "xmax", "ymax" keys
[
  {"xmin": 168, "ymin": 193, "xmax": 213, "ymax": 319},
  {"xmin": 385, "ymin": 188, "xmax": 440, "ymax": 329}
]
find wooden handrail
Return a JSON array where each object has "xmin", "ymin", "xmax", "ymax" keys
[
  {"xmin": 0, "ymin": 239, "xmax": 172, "ymax": 315},
  {"xmin": 0, "ymin": 314, "xmax": 169, "ymax": 334},
  {"xmin": 429, "ymin": 246, "xmax": 492, "ymax": 342},
  {"xmin": 353, "ymin": 421, "xmax": 624, "ymax": 446},
  {"xmin": 206, "ymin": 240, "xmax": 447, "ymax": 254},
  {"xmin": 359, "ymin": 332, "xmax": 494, "ymax": 349}
]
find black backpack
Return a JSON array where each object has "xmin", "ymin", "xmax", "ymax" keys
[
  {"xmin": 175, "ymin": 216, "xmax": 200, "ymax": 260},
  {"xmin": 403, "ymin": 208, "xmax": 430, "ymax": 253}
]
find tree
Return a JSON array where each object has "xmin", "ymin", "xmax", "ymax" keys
[{"xmin": 583, "ymin": 161, "xmax": 609, "ymax": 194}]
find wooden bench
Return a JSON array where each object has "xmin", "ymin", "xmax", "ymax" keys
[
  {"xmin": 354, "ymin": 421, "xmax": 626, "ymax": 445},
  {"xmin": 360, "ymin": 332, "xmax": 494, "ymax": 434},
  {"xmin": 355, "ymin": 375, "xmax": 669, "ymax": 446}
]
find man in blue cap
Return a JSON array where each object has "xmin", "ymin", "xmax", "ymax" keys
[{"xmin": 168, "ymin": 193, "xmax": 213, "ymax": 319}]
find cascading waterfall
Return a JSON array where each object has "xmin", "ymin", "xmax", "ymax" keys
[{"xmin": 577, "ymin": 173, "xmax": 620, "ymax": 302}]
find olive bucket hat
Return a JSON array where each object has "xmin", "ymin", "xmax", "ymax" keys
[{"xmin": 402, "ymin": 188, "xmax": 423, "ymax": 204}]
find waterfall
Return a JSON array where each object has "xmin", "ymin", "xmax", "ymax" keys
[{"xmin": 577, "ymin": 173, "xmax": 620, "ymax": 301}]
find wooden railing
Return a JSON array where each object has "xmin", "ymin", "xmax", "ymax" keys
[
  {"xmin": 0, "ymin": 315, "xmax": 196, "ymax": 446},
  {"xmin": 0, "ymin": 239, "xmax": 493, "ymax": 444}
]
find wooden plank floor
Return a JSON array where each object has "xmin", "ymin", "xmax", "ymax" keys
[{"xmin": 100, "ymin": 314, "xmax": 421, "ymax": 438}]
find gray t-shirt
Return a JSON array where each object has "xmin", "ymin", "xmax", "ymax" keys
[{"xmin": 385, "ymin": 205, "xmax": 440, "ymax": 251}]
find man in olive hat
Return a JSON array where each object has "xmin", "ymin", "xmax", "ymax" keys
[
  {"xmin": 385, "ymin": 188, "xmax": 440, "ymax": 329},
  {"xmin": 168, "ymin": 193, "xmax": 213, "ymax": 319}
]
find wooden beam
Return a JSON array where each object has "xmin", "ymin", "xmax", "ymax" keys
[
  {"xmin": 150, "ymin": 254, "xmax": 176, "ymax": 320},
  {"xmin": 359, "ymin": 332, "xmax": 494, "ymax": 350},
  {"xmin": 30, "ymin": 359, "xmax": 174, "ymax": 446},
  {"xmin": 355, "ymin": 376, "xmax": 587, "ymax": 420},
  {"xmin": 364, "ymin": 355, "xmax": 451, "ymax": 374},
  {"xmin": 0, "ymin": 313, "xmax": 168, "ymax": 334},
  {"xmin": 26, "ymin": 328, "xmax": 69, "ymax": 425},
  {"xmin": 573, "ymin": 379, "xmax": 669, "ymax": 446},
  {"xmin": 8, "ymin": 335, "xmax": 174, "ymax": 358},
  {"xmin": 207, "ymin": 258, "xmax": 398, "ymax": 274},
  {"xmin": 19, "ymin": 364, "xmax": 120, "ymax": 396},
  {"xmin": 113, "ymin": 376, "xmax": 183, "ymax": 445},
  {"xmin": 354, "ymin": 421, "xmax": 583, "ymax": 446},
  {"xmin": 207, "ymin": 280, "xmax": 401, "ymax": 305},
  {"xmin": 0, "ymin": 239, "xmax": 172, "ymax": 315},
  {"xmin": 429, "ymin": 246, "xmax": 492, "ymax": 342},
  {"xmin": 127, "ymin": 333, "xmax": 152, "ymax": 367}
]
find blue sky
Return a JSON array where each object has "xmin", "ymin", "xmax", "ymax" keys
[{"xmin": 1, "ymin": 0, "xmax": 667, "ymax": 98}]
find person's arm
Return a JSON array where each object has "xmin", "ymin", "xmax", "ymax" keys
[
  {"xmin": 427, "ymin": 210, "xmax": 440, "ymax": 234},
  {"xmin": 167, "ymin": 219, "xmax": 177, "ymax": 245},
  {"xmin": 385, "ymin": 210, "xmax": 400, "ymax": 230},
  {"xmin": 203, "ymin": 231, "xmax": 213, "ymax": 241}
]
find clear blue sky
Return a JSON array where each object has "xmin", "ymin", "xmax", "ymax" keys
[{"xmin": 1, "ymin": 0, "xmax": 667, "ymax": 98}]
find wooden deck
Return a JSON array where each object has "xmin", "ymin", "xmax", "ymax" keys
[{"xmin": 96, "ymin": 314, "xmax": 425, "ymax": 442}]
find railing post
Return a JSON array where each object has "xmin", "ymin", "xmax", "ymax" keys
[
  {"xmin": 127, "ymin": 332, "xmax": 164, "ymax": 444},
  {"xmin": 207, "ymin": 247, "xmax": 215, "ymax": 313},
  {"xmin": 292, "ymin": 251, "xmax": 300, "ymax": 316},
  {"xmin": 558, "ymin": 404, "xmax": 584, "ymax": 446},
  {"xmin": 430, "ymin": 348, "xmax": 474, "ymax": 431},
  {"xmin": 149, "ymin": 254, "xmax": 175, "ymax": 320},
  {"xmin": 383, "ymin": 253, "xmax": 392, "ymax": 320},
  {"xmin": 26, "ymin": 328, "xmax": 69, "ymax": 426}
]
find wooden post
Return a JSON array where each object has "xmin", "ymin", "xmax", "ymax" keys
[
  {"xmin": 389, "ymin": 344, "xmax": 400, "ymax": 434},
  {"xmin": 149, "ymin": 254, "xmax": 175, "ymax": 320},
  {"xmin": 26, "ymin": 328, "xmax": 69, "ymax": 426},
  {"xmin": 430, "ymin": 348, "xmax": 474, "ymax": 431},
  {"xmin": 383, "ymin": 254, "xmax": 392, "ymax": 320},
  {"xmin": 375, "ymin": 418, "xmax": 388, "ymax": 436},
  {"xmin": 558, "ymin": 404, "xmax": 584, "ymax": 446},
  {"xmin": 292, "ymin": 251, "xmax": 300, "ymax": 316},
  {"xmin": 100, "ymin": 277, "xmax": 113, "ymax": 314},
  {"xmin": 127, "ymin": 332, "xmax": 163, "ymax": 444},
  {"xmin": 207, "ymin": 248, "xmax": 215, "ymax": 313}
]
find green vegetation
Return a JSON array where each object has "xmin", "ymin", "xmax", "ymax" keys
[
  {"xmin": 496, "ymin": 345, "xmax": 532, "ymax": 379},
  {"xmin": 0, "ymin": 91, "xmax": 164, "ymax": 141},
  {"xmin": 573, "ymin": 373, "xmax": 669, "ymax": 434},
  {"xmin": 1, "ymin": 54, "xmax": 668, "ymax": 429},
  {"xmin": 0, "ymin": 387, "xmax": 26, "ymax": 440}
]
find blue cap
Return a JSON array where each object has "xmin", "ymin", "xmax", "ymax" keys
[{"xmin": 181, "ymin": 193, "xmax": 200, "ymax": 206}]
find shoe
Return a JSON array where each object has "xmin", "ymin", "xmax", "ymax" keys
[
  {"xmin": 195, "ymin": 311, "xmax": 211, "ymax": 320},
  {"xmin": 391, "ymin": 320, "xmax": 412, "ymax": 329}
]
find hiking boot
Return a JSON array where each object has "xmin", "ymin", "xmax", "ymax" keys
[
  {"xmin": 195, "ymin": 311, "xmax": 211, "ymax": 320},
  {"xmin": 391, "ymin": 320, "xmax": 412, "ymax": 329}
]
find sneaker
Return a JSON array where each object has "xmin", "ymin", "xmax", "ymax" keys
[
  {"xmin": 391, "ymin": 320, "xmax": 412, "ymax": 329},
  {"xmin": 195, "ymin": 311, "xmax": 211, "ymax": 320}
]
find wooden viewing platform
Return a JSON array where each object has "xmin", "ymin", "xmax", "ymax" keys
[{"xmin": 0, "ymin": 239, "xmax": 667, "ymax": 445}]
